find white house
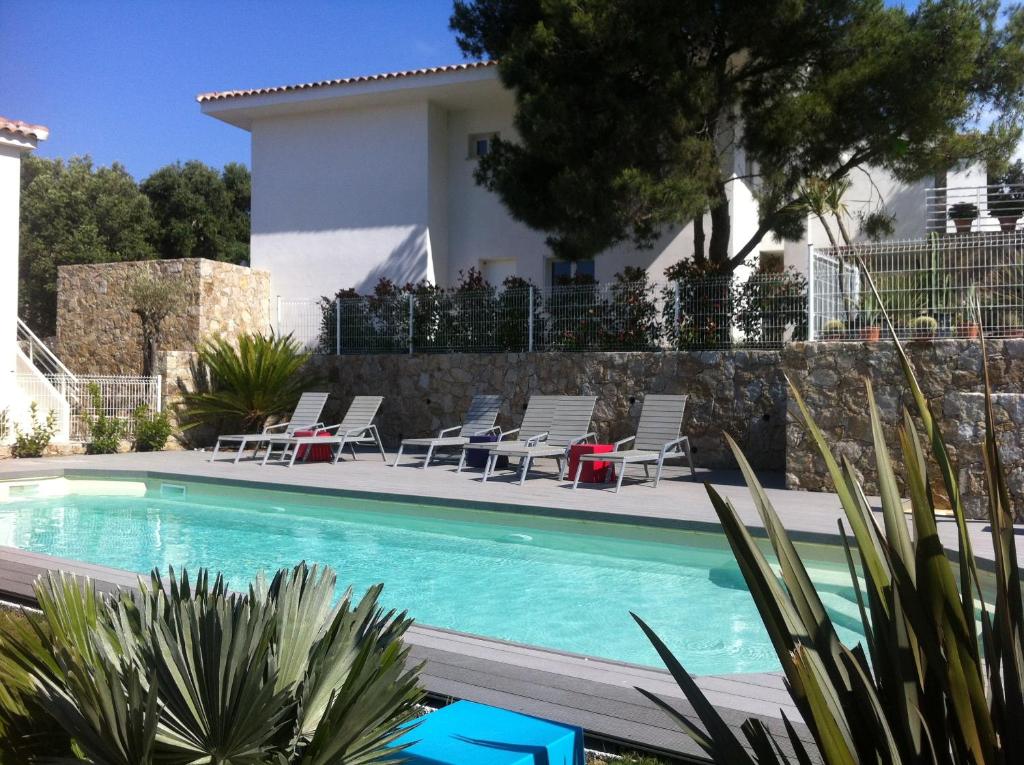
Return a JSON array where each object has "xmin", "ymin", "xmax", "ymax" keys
[{"xmin": 198, "ymin": 61, "xmax": 976, "ymax": 303}]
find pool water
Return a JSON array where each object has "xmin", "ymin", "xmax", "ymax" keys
[{"xmin": 0, "ymin": 481, "xmax": 865, "ymax": 673}]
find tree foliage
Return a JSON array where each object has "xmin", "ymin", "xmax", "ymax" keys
[
  {"xmin": 451, "ymin": 0, "xmax": 1024, "ymax": 270},
  {"xmin": 18, "ymin": 156, "xmax": 157, "ymax": 335},
  {"xmin": 141, "ymin": 160, "xmax": 251, "ymax": 264},
  {"xmin": 18, "ymin": 156, "xmax": 250, "ymax": 336}
]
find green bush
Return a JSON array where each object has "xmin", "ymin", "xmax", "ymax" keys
[
  {"xmin": 636, "ymin": 284, "xmax": 1024, "ymax": 763},
  {"xmin": 11, "ymin": 403, "xmax": 57, "ymax": 458},
  {"xmin": 132, "ymin": 404, "xmax": 173, "ymax": 451},
  {"xmin": 0, "ymin": 407, "xmax": 8, "ymax": 442},
  {"xmin": 0, "ymin": 563, "xmax": 423, "ymax": 763},
  {"xmin": 179, "ymin": 332, "xmax": 317, "ymax": 433},
  {"xmin": 83, "ymin": 382, "xmax": 126, "ymax": 455}
]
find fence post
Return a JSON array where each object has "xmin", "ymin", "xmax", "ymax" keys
[
  {"xmin": 156, "ymin": 375, "xmax": 163, "ymax": 413},
  {"xmin": 673, "ymin": 281, "xmax": 681, "ymax": 331},
  {"xmin": 527, "ymin": 285, "xmax": 535, "ymax": 352},
  {"xmin": 408, "ymin": 293, "xmax": 415, "ymax": 354},
  {"xmin": 275, "ymin": 296, "xmax": 282, "ymax": 335},
  {"xmin": 335, "ymin": 297, "xmax": 341, "ymax": 355},
  {"xmin": 806, "ymin": 244, "xmax": 816, "ymax": 342}
]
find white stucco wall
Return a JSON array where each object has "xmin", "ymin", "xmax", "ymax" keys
[
  {"xmin": 0, "ymin": 143, "xmax": 24, "ymax": 415},
  {"xmin": 250, "ymin": 101, "xmax": 434, "ymax": 300}
]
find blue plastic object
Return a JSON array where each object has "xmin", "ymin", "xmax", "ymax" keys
[
  {"xmin": 466, "ymin": 434, "xmax": 508, "ymax": 469},
  {"xmin": 395, "ymin": 700, "xmax": 585, "ymax": 764}
]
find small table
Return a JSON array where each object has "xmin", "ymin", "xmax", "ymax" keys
[
  {"xmin": 465, "ymin": 434, "xmax": 509, "ymax": 469},
  {"xmin": 567, "ymin": 443, "xmax": 616, "ymax": 483},
  {"xmin": 291, "ymin": 429, "xmax": 334, "ymax": 462},
  {"xmin": 394, "ymin": 700, "xmax": 585, "ymax": 764}
]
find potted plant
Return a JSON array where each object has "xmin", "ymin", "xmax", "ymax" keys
[
  {"xmin": 909, "ymin": 314, "xmax": 939, "ymax": 339},
  {"xmin": 823, "ymin": 319, "xmax": 846, "ymax": 340},
  {"xmin": 1007, "ymin": 311, "xmax": 1024, "ymax": 338},
  {"xmin": 989, "ymin": 160, "xmax": 1024, "ymax": 232},
  {"xmin": 947, "ymin": 202, "xmax": 979, "ymax": 234}
]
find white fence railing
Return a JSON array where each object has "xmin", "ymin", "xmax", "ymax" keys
[
  {"xmin": 12, "ymin": 374, "xmax": 162, "ymax": 443},
  {"xmin": 926, "ymin": 184, "xmax": 1024, "ymax": 234},
  {"xmin": 810, "ymin": 233, "xmax": 1024, "ymax": 340},
  {"xmin": 276, "ymin": 276, "xmax": 810, "ymax": 354}
]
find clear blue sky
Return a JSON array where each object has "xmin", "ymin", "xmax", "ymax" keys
[{"xmin": 0, "ymin": 1, "xmax": 464, "ymax": 179}]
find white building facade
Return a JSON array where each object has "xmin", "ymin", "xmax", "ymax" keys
[{"xmin": 199, "ymin": 62, "xmax": 970, "ymax": 303}]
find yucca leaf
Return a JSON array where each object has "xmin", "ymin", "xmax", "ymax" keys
[{"xmin": 632, "ymin": 612, "xmax": 755, "ymax": 764}]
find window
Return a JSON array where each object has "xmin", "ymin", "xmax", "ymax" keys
[
  {"xmin": 757, "ymin": 251, "xmax": 785, "ymax": 274},
  {"xmin": 550, "ymin": 259, "xmax": 595, "ymax": 285},
  {"xmin": 468, "ymin": 132, "xmax": 498, "ymax": 159}
]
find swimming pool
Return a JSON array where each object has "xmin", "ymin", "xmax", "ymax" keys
[{"xmin": 0, "ymin": 476, "xmax": 866, "ymax": 674}]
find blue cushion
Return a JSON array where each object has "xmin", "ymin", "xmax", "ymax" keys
[{"xmin": 395, "ymin": 700, "xmax": 585, "ymax": 765}]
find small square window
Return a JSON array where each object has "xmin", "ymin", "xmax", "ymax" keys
[
  {"xmin": 468, "ymin": 132, "xmax": 498, "ymax": 159},
  {"xmin": 550, "ymin": 259, "xmax": 596, "ymax": 285}
]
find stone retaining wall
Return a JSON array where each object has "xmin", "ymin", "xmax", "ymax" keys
[
  {"xmin": 56, "ymin": 259, "xmax": 271, "ymax": 375},
  {"xmin": 309, "ymin": 350, "xmax": 788, "ymax": 470},
  {"xmin": 783, "ymin": 339, "xmax": 1024, "ymax": 518}
]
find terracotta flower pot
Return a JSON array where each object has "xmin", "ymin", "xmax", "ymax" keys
[
  {"xmin": 998, "ymin": 215, "xmax": 1020, "ymax": 233},
  {"xmin": 953, "ymin": 218, "xmax": 974, "ymax": 234},
  {"xmin": 861, "ymin": 326, "xmax": 881, "ymax": 341},
  {"xmin": 960, "ymin": 323, "xmax": 980, "ymax": 339}
]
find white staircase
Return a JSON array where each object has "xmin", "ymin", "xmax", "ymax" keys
[{"xmin": 7, "ymin": 318, "xmax": 75, "ymax": 442}]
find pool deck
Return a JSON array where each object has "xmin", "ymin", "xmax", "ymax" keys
[{"xmin": 0, "ymin": 449, "xmax": 1016, "ymax": 762}]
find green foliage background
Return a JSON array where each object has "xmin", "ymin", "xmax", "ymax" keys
[{"xmin": 19, "ymin": 156, "xmax": 250, "ymax": 336}]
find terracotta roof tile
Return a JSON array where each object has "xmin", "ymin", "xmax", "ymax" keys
[
  {"xmin": 197, "ymin": 60, "xmax": 497, "ymax": 104},
  {"xmin": 0, "ymin": 116, "xmax": 49, "ymax": 141}
]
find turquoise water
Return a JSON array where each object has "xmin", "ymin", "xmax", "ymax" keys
[{"xmin": 0, "ymin": 483, "xmax": 866, "ymax": 673}]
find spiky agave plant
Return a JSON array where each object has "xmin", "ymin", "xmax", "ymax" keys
[
  {"xmin": 179, "ymin": 332, "xmax": 319, "ymax": 433},
  {"xmin": 0, "ymin": 563, "xmax": 423, "ymax": 764},
  {"xmin": 634, "ymin": 275, "xmax": 1024, "ymax": 764}
]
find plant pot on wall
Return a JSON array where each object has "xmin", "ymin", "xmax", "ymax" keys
[
  {"xmin": 997, "ymin": 215, "xmax": 1020, "ymax": 233},
  {"xmin": 909, "ymin": 315, "xmax": 939, "ymax": 340},
  {"xmin": 958, "ymin": 323, "xmax": 980, "ymax": 339},
  {"xmin": 861, "ymin": 325, "xmax": 881, "ymax": 341},
  {"xmin": 947, "ymin": 202, "xmax": 979, "ymax": 234},
  {"xmin": 823, "ymin": 320, "xmax": 846, "ymax": 341}
]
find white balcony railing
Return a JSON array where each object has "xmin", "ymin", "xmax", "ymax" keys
[{"xmin": 926, "ymin": 184, "xmax": 1024, "ymax": 234}]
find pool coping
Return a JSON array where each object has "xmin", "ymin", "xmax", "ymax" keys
[{"xmin": 0, "ymin": 463, "xmax": 824, "ymax": 762}]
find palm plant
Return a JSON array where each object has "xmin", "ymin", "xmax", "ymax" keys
[
  {"xmin": 180, "ymin": 332, "xmax": 317, "ymax": 433},
  {"xmin": 635, "ymin": 271, "xmax": 1023, "ymax": 764},
  {"xmin": 0, "ymin": 563, "xmax": 423, "ymax": 763}
]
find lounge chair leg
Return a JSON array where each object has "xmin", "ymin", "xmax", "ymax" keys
[
  {"xmin": 654, "ymin": 457, "xmax": 665, "ymax": 488},
  {"xmin": 643, "ymin": 464, "xmax": 650, "ymax": 478},
  {"xmin": 519, "ymin": 456, "xmax": 531, "ymax": 486},
  {"xmin": 373, "ymin": 428, "xmax": 386, "ymax": 461},
  {"xmin": 456, "ymin": 450, "xmax": 467, "ymax": 473},
  {"xmin": 349, "ymin": 441, "xmax": 358, "ymax": 460},
  {"xmin": 392, "ymin": 444, "xmax": 404, "ymax": 468},
  {"xmin": 423, "ymin": 444, "xmax": 434, "ymax": 469},
  {"xmin": 615, "ymin": 464, "xmax": 627, "ymax": 493},
  {"xmin": 210, "ymin": 440, "xmax": 222, "ymax": 463},
  {"xmin": 684, "ymin": 438, "xmax": 695, "ymax": 479},
  {"xmin": 332, "ymin": 441, "xmax": 344, "ymax": 465},
  {"xmin": 556, "ymin": 456, "xmax": 565, "ymax": 480},
  {"xmin": 261, "ymin": 443, "xmax": 274, "ymax": 466},
  {"xmin": 288, "ymin": 445, "xmax": 300, "ymax": 468},
  {"xmin": 233, "ymin": 438, "xmax": 247, "ymax": 465},
  {"xmin": 482, "ymin": 453, "xmax": 494, "ymax": 482},
  {"xmin": 572, "ymin": 461, "xmax": 584, "ymax": 490}
]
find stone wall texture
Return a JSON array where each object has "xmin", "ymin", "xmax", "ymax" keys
[
  {"xmin": 309, "ymin": 350, "xmax": 788, "ymax": 470},
  {"xmin": 783, "ymin": 339, "xmax": 1024, "ymax": 518},
  {"xmin": 56, "ymin": 259, "xmax": 271, "ymax": 375}
]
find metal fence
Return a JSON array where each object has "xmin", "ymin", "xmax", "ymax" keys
[
  {"xmin": 12, "ymin": 374, "xmax": 162, "ymax": 442},
  {"xmin": 810, "ymin": 233, "xmax": 1024, "ymax": 340},
  {"xmin": 277, "ymin": 274, "xmax": 809, "ymax": 354}
]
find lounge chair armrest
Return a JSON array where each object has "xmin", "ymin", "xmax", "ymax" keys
[
  {"xmin": 524, "ymin": 431, "xmax": 548, "ymax": 446},
  {"xmin": 474, "ymin": 425, "xmax": 502, "ymax": 436},
  {"xmin": 438, "ymin": 425, "xmax": 462, "ymax": 437},
  {"xmin": 498, "ymin": 427, "xmax": 520, "ymax": 440},
  {"xmin": 313, "ymin": 423, "xmax": 343, "ymax": 435},
  {"xmin": 659, "ymin": 435, "xmax": 690, "ymax": 457},
  {"xmin": 569, "ymin": 432, "xmax": 597, "ymax": 446},
  {"xmin": 613, "ymin": 435, "xmax": 636, "ymax": 451},
  {"xmin": 263, "ymin": 422, "xmax": 290, "ymax": 433}
]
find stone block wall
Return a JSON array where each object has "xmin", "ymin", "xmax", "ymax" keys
[
  {"xmin": 56, "ymin": 259, "xmax": 271, "ymax": 375},
  {"xmin": 782, "ymin": 339, "xmax": 1024, "ymax": 518},
  {"xmin": 308, "ymin": 350, "xmax": 788, "ymax": 469}
]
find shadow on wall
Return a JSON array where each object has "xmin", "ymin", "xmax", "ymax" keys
[{"xmin": 358, "ymin": 226, "xmax": 431, "ymax": 291}]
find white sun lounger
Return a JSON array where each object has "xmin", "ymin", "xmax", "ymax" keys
[
  {"xmin": 483, "ymin": 396, "xmax": 598, "ymax": 485},
  {"xmin": 456, "ymin": 394, "xmax": 560, "ymax": 472},
  {"xmin": 260, "ymin": 396, "xmax": 385, "ymax": 467},
  {"xmin": 393, "ymin": 394, "xmax": 502, "ymax": 468},
  {"xmin": 208, "ymin": 391, "xmax": 330, "ymax": 464},
  {"xmin": 572, "ymin": 394, "xmax": 693, "ymax": 492}
]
